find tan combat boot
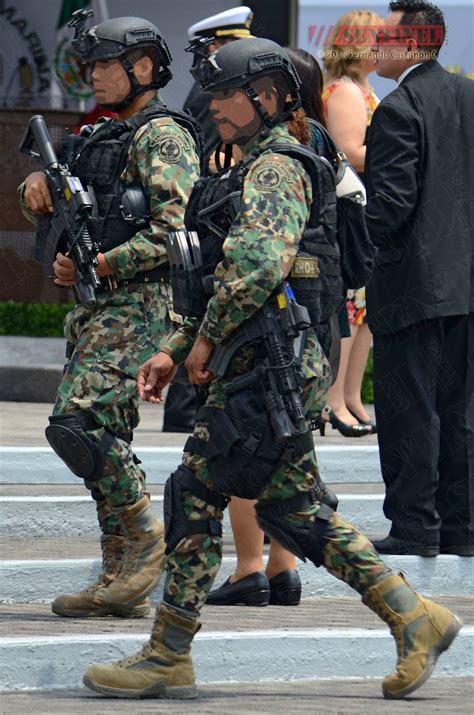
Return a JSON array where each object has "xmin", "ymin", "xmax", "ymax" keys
[
  {"xmin": 52, "ymin": 534, "xmax": 150, "ymax": 618},
  {"xmin": 362, "ymin": 571, "xmax": 462, "ymax": 699},
  {"xmin": 101, "ymin": 494, "xmax": 165, "ymax": 609},
  {"xmin": 83, "ymin": 602, "xmax": 200, "ymax": 699}
]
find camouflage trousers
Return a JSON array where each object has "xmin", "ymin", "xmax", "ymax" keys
[
  {"xmin": 163, "ymin": 370, "xmax": 388, "ymax": 614},
  {"xmin": 53, "ymin": 282, "xmax": 171, "ymax": 535}
]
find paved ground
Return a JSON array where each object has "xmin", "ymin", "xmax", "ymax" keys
[
  {"xmin": 0, "ymin": 401, "xmax": 378, "ymax": 447},
  {"xmin": 3, "ymin": 401, "xmax": 472, "ymax": 712},
  {"xmin": 0, "ymin": 482, "xmax": 385, "ymax": 497},
  {"xmin": 1, "ymin": 597, "xmax": 472, "ymax": 638},
  {"xmin": 0, "ymin": 678, "xmax": 473, "ymax": 714}
]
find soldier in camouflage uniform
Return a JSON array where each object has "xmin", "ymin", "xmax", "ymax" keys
[
  {"xmin": 18, "ymin": 12, "xmax": 200, "ymax": 618},
  {"xmin": 83, "ymin": 39, "xmax": 461, "ymax": 700}
]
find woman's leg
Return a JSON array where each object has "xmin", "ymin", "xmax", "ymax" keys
[
  {"xmin": 344, "ymin": 322, "xmax": 373, "ymax": 422},
  {"xmin": 266, "ymin": 539, "xmax": 297, "ymax": 579},
  {"xmin": 325, "ymin": 330, "xmax": 359, "ymax": 424},
  {"xmin": 228, "ymin": 496, "xmax": 297, "ymax": 579},
  {"xmin": 228, "ymin": 497, "xmax": 265, "ymax": 581}
]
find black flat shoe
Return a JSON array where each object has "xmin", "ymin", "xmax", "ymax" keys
[
  {"xmin": 268, "ymin": 569, "xmax": 302, "ymax": 606},
  {"xmin": 372, "ymin": 535, "xmax": 439, "ymax": 557},
  {"xmin": 348, "ymin": 407, "xmax": 377, "ymax": 434},
  {"xmin": 322, "ymin": 406, "xmax": 373, "ymax": 438},
  {"xmin": 205, "ymin": 571, "xmax": 270, "ymax": 606}
]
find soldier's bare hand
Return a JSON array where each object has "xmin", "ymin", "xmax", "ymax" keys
[
  {"xmin": 53, "ymin": 253, "xmax": 76, "ymax": 287},
  {"xmin": 137, "ymin": 352, "xmax": 177, "ymax": 403},
  {"xmin": 185, "ymin": 335, "xmax": 214, "ymax": 384},
  {"xmin": 24, "ymin": 172, "xmax": 53, "ymax": 214}
]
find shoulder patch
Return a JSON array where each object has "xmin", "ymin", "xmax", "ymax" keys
[
  {"xmin": 254, "ymin": 164, "xmax": 283, "ymax": 192},
  {"xmin": 141, "ymin": 119, "xmax": 192, "ymax": 162},
  {"xmin": 157, "ymin": 135, "xmax": 184, "ymax": 164}
]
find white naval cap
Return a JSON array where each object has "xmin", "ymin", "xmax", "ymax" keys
[{"xmin": 187, "ymin": 6, "xmax": 254, "ymax": 40}]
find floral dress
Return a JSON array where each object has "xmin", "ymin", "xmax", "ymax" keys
[{"xmin": 322, "ymin": 77, "xmax": 379, "ymax": 326}]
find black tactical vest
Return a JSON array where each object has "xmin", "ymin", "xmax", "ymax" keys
[
  {"xmin": 185, "ymin": 140, "xmax": 344, "ymax": 326},
  {"xmin": 66, "ymin": 104, "xmax": 202, "ymax": 254}
]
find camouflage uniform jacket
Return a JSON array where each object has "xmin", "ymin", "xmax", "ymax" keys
[
  {"xmin": 18, "ymin": 93, "xmax": 201, "ymax": 281},
  {"xmin": 164, "ymin": 123, "xmax": 328, "ymax": 383}
]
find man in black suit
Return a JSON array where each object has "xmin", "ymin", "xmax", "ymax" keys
[{"xmin": 365, "ymin": 0, "xmax": 474, "ymax": 556}]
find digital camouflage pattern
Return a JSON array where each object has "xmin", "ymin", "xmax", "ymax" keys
[
  {"xmin": 19, "ymin": 96, "xmax": 201, "ymax": 533},
  {"xmin": 161, "ymin": 124, "xmax": 387, "ymax": 613},
  {"xmin": 105, "ymin": 102, "xmax": 201, "ymax": 279},
  {"xmin": 165, "ymin": 124, "xmax": 330, "ymax": 385},
  {"xmin": 53, "ymin": 283, "xmax": 171, "ymax": 531}
]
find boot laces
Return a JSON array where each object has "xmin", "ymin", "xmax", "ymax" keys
[
  {"xmin": 117, "ymin": 541, "xmax": 142, "ymax": 578},
  {"xmin": 115, "ymin": 642, "xmax": 153, "ymax": 668}
]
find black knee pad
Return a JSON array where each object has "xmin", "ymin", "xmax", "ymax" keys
[
  {"xmin": 163, "ymin": 464, "xmax": 228, "ymax": 554},
  {"xmin": 45, "ymin": 411, "xmax": 115, "ymax": 482},
  {"xmin": 256, "ymin": 491, "xmax": 335, "ymax": 567}
]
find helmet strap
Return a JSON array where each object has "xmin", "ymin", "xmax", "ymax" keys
[{"xmin": 244, "ymin": 86, "xmax": 275, "ymax": 138}]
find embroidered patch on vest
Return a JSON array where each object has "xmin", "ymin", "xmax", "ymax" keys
[{"xmin": 291, "ymin": 257, "xmax": 320, "ymax": 279}]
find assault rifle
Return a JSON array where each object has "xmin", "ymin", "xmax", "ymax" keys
[
  {"xmin": 206, "ymin": 283, "xmax": 311, "ymax": 441},
  {"xmin": 19, "ymin": 114, "xmax": 101, "ymax": 308},
  {"xmin": 166, "ymin": 232, "xmax": 311, "ymax": 440}
]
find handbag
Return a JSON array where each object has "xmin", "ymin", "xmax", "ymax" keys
[{"xmin": 308, "ymin": 119, "xmax": 374, "ymax": 290}]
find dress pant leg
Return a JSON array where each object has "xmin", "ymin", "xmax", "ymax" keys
[
  {"xmin": 373, "ymin": 319, "xmax": 443, "ymax": 545},
  {"xmin": 436, "ymin": 314, "xmax": 474, "ymax": 548}
]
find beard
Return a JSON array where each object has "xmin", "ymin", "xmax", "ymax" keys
[{"xmin": 214, "ymin": 115, "xmax": 262, "ymax": 147}]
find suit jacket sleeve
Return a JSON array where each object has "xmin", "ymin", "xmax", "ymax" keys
[{"xmin": 365, "ymin": 99, "xmax": 422, "ymax": 246}]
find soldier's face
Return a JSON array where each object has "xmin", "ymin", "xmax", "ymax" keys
[
  {"xmin": 209, "ymin": 89, "xmax": 258, "ymax": 144},
  {"xmin": 209, "ymin": 80, "xmax": 278, "ymax": 146},
  {"xmin": 91, "ymin": 59, "xmax": 131, "ymax": 105}
]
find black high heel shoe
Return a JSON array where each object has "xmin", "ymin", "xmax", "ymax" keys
[
  {"xmin": 348, "ymin": 407, "xmax": 377, "ymax": 434},
  {"xmin": 322, "ymin": 406, "xmax": 372, "ymax": 438},
  {"xmin": 310, "ymin": 416, "xmax": 327, "ymax": 436}
]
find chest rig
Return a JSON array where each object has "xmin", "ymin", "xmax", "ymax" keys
[
  {"xmin": 67, "ymin": 104, "xmax": 201, "ymax": 255},
  {"xmin": 185, "ymin": 141, "xmax": 343, "ymax": 326}
]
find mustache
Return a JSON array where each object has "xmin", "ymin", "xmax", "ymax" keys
[{"xmin": 210, "ymin": 111, "xmax": 241, "ymax": 130}]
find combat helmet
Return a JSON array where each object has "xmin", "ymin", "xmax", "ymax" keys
[
  {"xmin": 68, "ymin": 9, "xmax": 172, "ymax": 109},
  {"xmin": 187, "ymin": 37, "xmax": 301, "ymax": 134}
]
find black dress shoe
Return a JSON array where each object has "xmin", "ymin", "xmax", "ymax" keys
[
  {"xmin": 371, "ymin": 535, "xmax": 439, "ymax": 557},
  {"xmin": 268, "ymin": 569, "xmax": 302, "ymax": 606},
  {"xmin": 205, "ymin": 572, "xmax": 270, "ymax": 606},
  {"xmin": 440, "ymin": 544, "xmax": 474, "ymax": 556}
]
